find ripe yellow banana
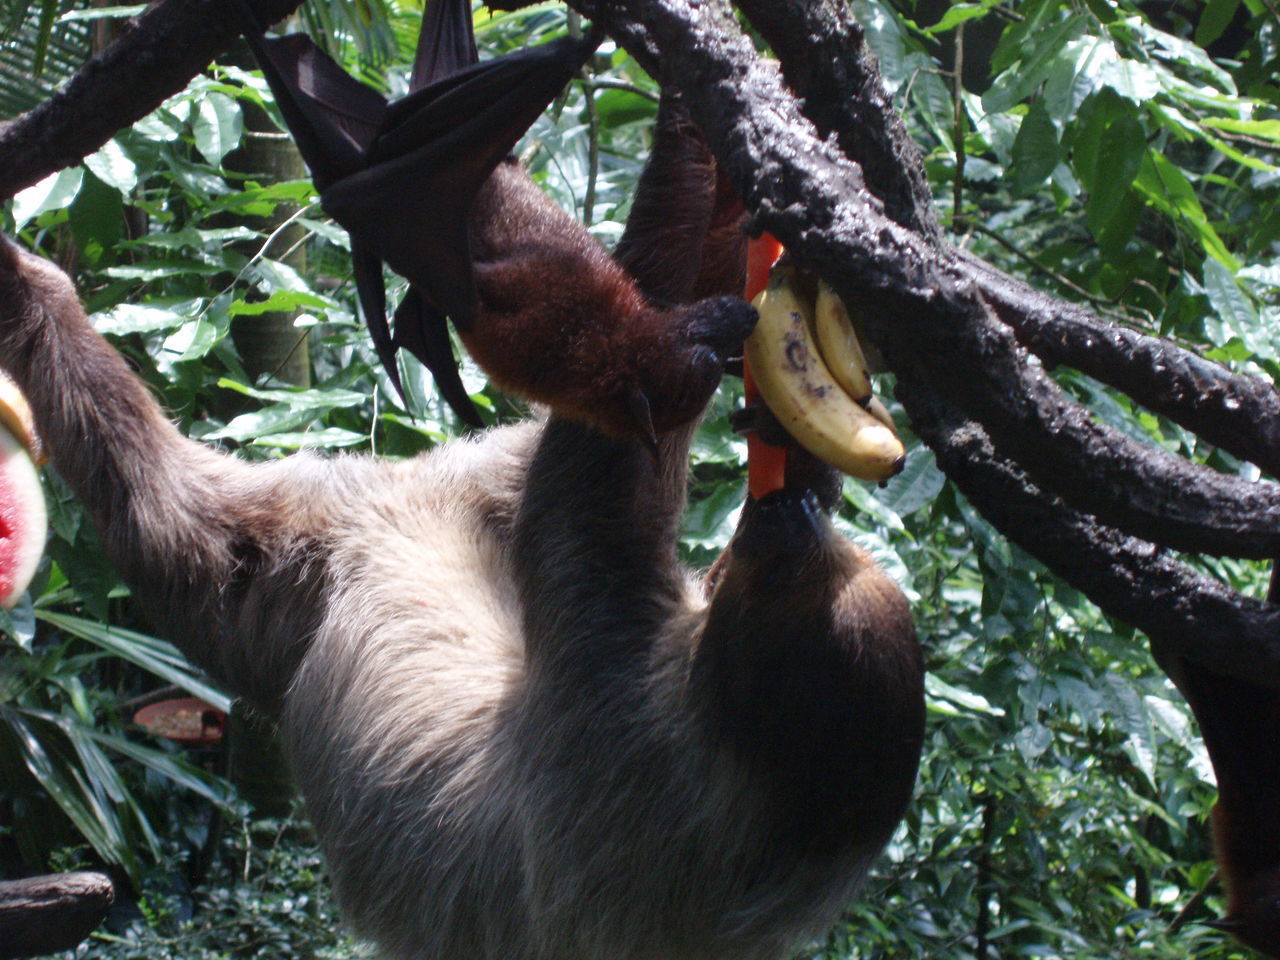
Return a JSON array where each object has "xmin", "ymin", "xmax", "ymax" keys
[
  {"xmin": 746, "ymin": 263, "xmax": 905, "ymax": 483},
  {"xmin": 812, "ymin": 279, "xmax": 899, "ymax": 431},
  {"xmin": 813, "ymin": 278, "xmax": 874, "ymax": 404}
]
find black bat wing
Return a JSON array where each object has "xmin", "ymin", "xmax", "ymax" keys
[
  {"xmin": 321, "ymin": 33, "xmax": 598, "ymax": 328},
  {"xmin": 393, "ymin": 287, "xmax": 484, "ymax": 428},
  {"xmin": 234, "ymin": 0, "xmax": 385, "ymax": 190},
  {"xmin": 410, "ymin": 0, "xmax": 478, "ymax": 90}
]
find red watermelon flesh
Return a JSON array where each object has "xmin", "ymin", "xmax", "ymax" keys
[{"xmin": 0, "ymin": 425, "xmax": 46, "ymax": 608}]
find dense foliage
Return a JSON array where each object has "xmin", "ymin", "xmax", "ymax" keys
[{"xmin": 2, "ymin": 0, "xmax": 1279, "ymax": 956}]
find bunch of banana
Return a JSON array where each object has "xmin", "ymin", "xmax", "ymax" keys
[{"xmin": 744, "ymin": 261, "xmax": 905, "ymax": 483}]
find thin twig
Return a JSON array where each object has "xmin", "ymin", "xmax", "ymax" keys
[
  {"xmin": 969, "ymin": 223, "xmax": 1111, "ymax": 310},
  {"xmin": 951, "ymin": 23, "xmax": 966, "ymax": 229}
]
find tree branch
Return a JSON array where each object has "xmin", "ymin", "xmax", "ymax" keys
[
  {"xmin": 732, "ymin": 0, "xmax": 941, "ymax": 244},
  {"xmin": 728, "ymin": 0, "xmax": 1280, "ymax": 481},
  {"xmin": 898, "ymin": 377, "xmax": 1280, "ymax": 688},
  {"xmin": 0, "ymin": 871, "xmax": 114, "ymax": 959},
  {"xmin": 0, "ymin": 0, "xmax": 303, "ymax": 200},
  {"xmin": 573, "ymin": 0, "xmax": 1280, "ymax": 559}
]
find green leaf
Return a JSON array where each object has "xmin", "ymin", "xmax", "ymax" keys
[
  {"xmin": 1203, "ymin": 258, "xmax": 1264, "ymax": 356},
  {"xmin": 191, "ymin": 91, "xmax": 243, "ymax": 166},
  {"xmin": 35, "ymin": 610, "xmax": 231, "ymax": 712},
  {"xmin": 83, "ymin": 727, "xmax": 233, "ymax": 806},
  {"xmin": 204, "ymin": 404, "xmax": 324, "ymax": 442},
  {"xmin": 215, "ymin": 378, "xmax": 366, "ymax": 409},
  {"xmin": 593, "ymin": 88, "xmax": 656, "ymax": 128},
  {"xmin": 0, "ymin": 595, "xmax": 36, "ymax": 652},
  {"xmin": 83, "ymin": 138, "xmax": 138, "ymax": 194},
  {"xmin": 163, "ymin": 317, "xmax": 221, "ymax": 361},
  {"xmin": 1071, "ymin": 90, "xmax": 1145, "ymax": 249},
  {"xmin": 924, "ymin": 2, "xmax": 993, "ymax": 36},
  {"xmin": 681, "ymin": 480, "xmax": 745, "ymax": 550},
  {"xmin": 68, "ymin": 171, "xmax": 124, "ymax": 267},
  {"xmin": 1195, "ymin": 0, "xmax": 1242, "ymax": 48},
  {"xmin": 228, "ymin": 289, "xmax": 332, "ymax": 317},
  {"xmin": 251, "ymin": 428, "xmax": 367, "ymax": 449},
  {"xmin": 1201, "ymin": 116, "xmax": 1280, "ymax": 142},
  {"xmin": 10, "ymin": 166, "xmax": 83, "ymax": 230},
  {"xmin": 1134, "ymin": 150, "xmax": 1239, "ymax": 270},
  {"xmin": 44, "ymin": 528, "xmax": 118, "ymax": 620},
  {"xmin": 92, "ymin": 301, "xmax": 199, "ymax": 337},
  {"xmin": 983, "ymin": 13, "xmax": 1089, "ymax": 114},
  {"xmin": 926, "ymin": 675, "xmax": 1006, "ymax": 716},
  {"xmin": 104, "ymin": 260, "xmax": 222, "ymax": 280},
  {"xmin": 1010, "ymin": 100, "xmax": 1060, "ymax": 194},
  {"xmin": 876, "ymin": 445, "xmax": 945, "ymax": 517}
]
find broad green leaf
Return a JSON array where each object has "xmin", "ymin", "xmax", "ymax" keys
[
  {"xmin": 1203, "ymin": 258, "xmax": 1264, "ymax": 356},
  {"xmin": 216, "ymin": 378, "xmax": 366, "ymax": 409},
  {"xmin": 92, "ymin": 301, "xmax": 200, "ymax": 336},
  {"xmin": 0, "ymin": 596, "xmax": 36, "ymax": 652},
  {"xmin": 2, "ymin": 708, "xmax": 136, "ymax": 876},
  {"xmin": 1134, "ymin": 150, "xmax": 1239, "ymax": 270},
  {"xmin": 876, "ymin": 445, "xmax": 945, "ymax": 518},
  {"xmin": 983, "ymin": 13, "xmax": 1089, "ymax": 114},
  {"xmin": 84, "ymin": 138, "xmax": 138, "ymax": 194},
  {"xmin": 924, "ymin": 2, "xmax": 993, "ymax": 36},
  {"xmin": 1202, "ymin": 116, "xmax": 1280, "ymax": 142},
  {"xmin": 163, "ymin": 317, "xmax": 221, "ymax": 361},
  {"xmin": 926, "ymin": 675, "xmax": 1006, "ymax": 716},
  {"xmin": 228, "ymin": 289, "xmax": 332, "ymax": 317},
  {"xmin": 1010, "ymin": 100, "xmax": 1060, "ymax": 194},
  {"xmin": 1196, "ymin": 0, "xmax": 1242, "ymax": 47},
  {"xmin": 681, "ymin": 480, "xmax": 744, "ymax": 550},
  {"xmin": 192, "ymin": 91, "xmax": 243, "ymax": 166},
  {"xmin": 251, "ymin": 428, "xmax": 368, "ymax": 449},
  {"xmin": 205, "ymin": 404, "xmax": 325, "ymax": 442},
  {"xmin": 104, "ymin": 260, "xmax": 222, "ymax": 280},
  {"xmin": 10, "ymin": 166, "xmax": 83, "ymax": 230},
  {"xmin": 131, "ymin": 107, "xmax": 183, "ymax": 142},
  {"xmin": 1071, "ymin": 90, "xmax": 1145, "ymax": 248}
]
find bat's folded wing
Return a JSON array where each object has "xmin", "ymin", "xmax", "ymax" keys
[{"xmin": 321, "ymin": 34, "xmax": 598, "ymax": 328}]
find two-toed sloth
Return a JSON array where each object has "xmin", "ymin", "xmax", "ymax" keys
[{"xmin": 0, "ymin": 93, "xmax": 924, "ymax": 960}]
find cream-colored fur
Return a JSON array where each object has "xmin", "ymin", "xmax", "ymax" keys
[{"xmin": 0, "ymin": 240, "xmax": 924, "ymax": 960}]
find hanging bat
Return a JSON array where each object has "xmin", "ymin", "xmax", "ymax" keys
[{"xmin": 236, "ymin": 0, "xmax": 755, "ymax": 441}]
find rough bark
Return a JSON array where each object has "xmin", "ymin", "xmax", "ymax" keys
[
  {"xmin": 0, "ymin": 871, "xmax": 114, "ymax": 959},
  {"xmin": 0, "ymin": 0, "xmax": 303, "ymax": 200}
]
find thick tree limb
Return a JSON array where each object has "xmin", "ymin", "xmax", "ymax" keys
[
  {"xmin": 895, "ymin": 378, "xmax": 1280, "ymax": 688},
  {"xmin": 574, "ymin": 0, "xmax": 1280, "ymax": 559},
  {"xmin": 0, "ymin": 871, "xmax": 114, "ymax": 959},
  {"xmin": 732, "ymin": 0, "xmax": 941, "ymax": 244},
  {"xmin": 0, "ymin": 0, "xmax": 303, "ymax": 200},
  {"xmin": 957, "ymin": 248, "xmax": 1280, "ymax": 478},
  {"xmin": 728, "ymin": 2, "xmax": 1280, "ymax": 479}
]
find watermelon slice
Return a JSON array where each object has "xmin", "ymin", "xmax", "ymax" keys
[{"xmin": 0, "ymin": 375, "xmax": 46, "ymax": 608}]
